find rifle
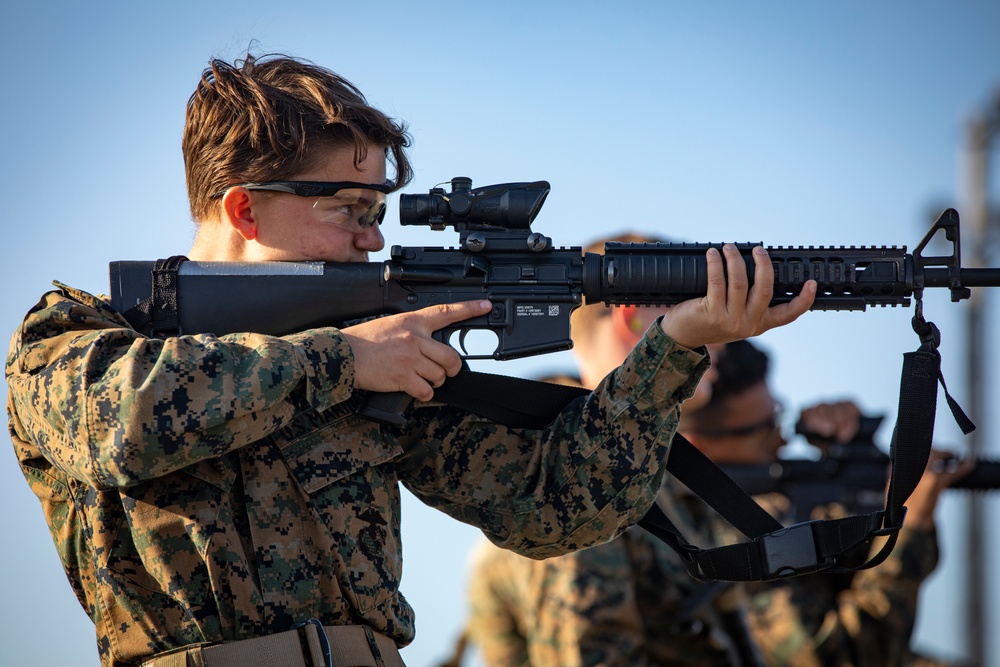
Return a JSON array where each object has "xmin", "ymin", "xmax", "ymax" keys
[
  {"xmin": 111, "ymin": 176, "xmax": 1000, "ymax": 336},
  {"xmin": 723, "ymin": 415, "xmax": 1000, "ymax": 523},
  {"xmin": 109, "ymin": 176, "xmax": 1000, "ymax": 426}
]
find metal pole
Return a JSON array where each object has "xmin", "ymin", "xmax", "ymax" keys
[
  {"xmin": 964, "ymin": 112, "xmax": 987, "ymax": 667},
  {"xmin": 964, "ymin": 90, "xmax": 998, "ymax": 667}
]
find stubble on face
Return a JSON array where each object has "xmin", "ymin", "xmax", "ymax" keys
[{"xmin": 250, "ymin": 143, "xmax": 389, "ymax": 263}]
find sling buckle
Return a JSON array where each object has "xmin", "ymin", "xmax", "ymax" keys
[{"xmin": 758, "ymin": 520, "xmax": 833, "ymax": 581}]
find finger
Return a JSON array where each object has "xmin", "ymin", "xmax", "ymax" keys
[
  {"xmin": 402, "ymin": 378, "xmax": 435, "ymax": 402},
  {"xmin": 419, "ymin": 336, "xmax": 464, "ymax": 377},
  {"xmin": 407, "ymin": 347, "xmax": 461, "ymax": 397},
  {"xmin": 418, "ymin": 300, "xmax": 494, "ymax": 330},
  {"xmin": 802, "ymin": 402, "xmax": 861, "ymax": 442},
  {"xmin": 411, "ymin": 355, "xmax": 450, "ymax": 388},
  {"xmin": 951, "ymin": 458, "xmax": 978, "ymax": 482},
  {"xmin": 746, "ymin": 246, "xmax": 776, "ymax": 317},
  {"xmin": 759, "ymin": 280, "xmax": 816, "ymax": 330},
  {"xmin": 935, "ymin": 456, "xmax": 977, "ymax": 487},
  {"xmin": 704, "ymin": 247, "xmax": 726, "ymax": 306},
  {"xmin": 809, "ymin": 417, "xmax": 837, "ymax": 440},
  {"xmin": 926, "ymin": 449, "xmax": 951, "ymax": 466},
  {"xmin": 391, "ymin": 364, "xmax": 436, "ymax": 401},
  {"xmin": 834, "ymin": 403, "xmax": 862, "ymax": 442},
  {"xmin": 835, "ymin": 422, "xmax": 858, "ymax": 442},
  {"xmin": 722, "ymin": 244, "xmax": 749, "ymax": 311},
  {"xmin": 805, "ymin": 417, "xmax": 841, "ymax": 442}
]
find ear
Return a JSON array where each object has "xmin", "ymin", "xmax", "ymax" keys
[
  {"xmin": 221, "ymin": 187, "xmax": 258, "ymax": 241},
  {"xmin": 611, "ymin": 305, "xmax": 647, "ymax": 344}
]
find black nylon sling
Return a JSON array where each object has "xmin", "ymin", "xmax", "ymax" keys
[{"xmin": 424, "ymin": 306, "xmax": 973, "ymax": 581}]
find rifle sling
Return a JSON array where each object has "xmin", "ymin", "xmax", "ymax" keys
[
  {"xmin": 428, "ymin": 310, "xmax": 973, "ymax": 582},
  {"xmin": 437, "ymin": 370, "xmax": 892, "ymax": 581}
]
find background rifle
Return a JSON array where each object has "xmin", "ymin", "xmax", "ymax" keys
[
  {"xmin": 109, "ymin": 177, "xmax": 1000, "ymax": 424},
  {"xmin": 723, "ymin": 415, "xmax": 1000, "ymax": 523}
]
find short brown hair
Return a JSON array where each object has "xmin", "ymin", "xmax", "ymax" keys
[
  {"xmin": 183, "ymin": 53, "xmax": 412, "ymax": 222},
  {"xmin": 571, "ymin": 232, "xmax": 667, "ymax": 344}
]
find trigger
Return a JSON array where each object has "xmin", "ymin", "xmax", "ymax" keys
[{"xmin": 457, "ymin": 328, "xmax": 471, "ymax": 356}]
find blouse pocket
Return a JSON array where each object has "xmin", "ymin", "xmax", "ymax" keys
[
  {"xmin": 279, "ymin": 414, "xmax": 402, "ymax": 492},
  {"xmin": 278, "ymin": 413, "xmax": 404, "ymax": 612}
]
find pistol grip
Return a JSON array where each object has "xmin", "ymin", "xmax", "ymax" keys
[{"xmin": 358, "ymin": 391, "xmax": 414, "ymax": 428}]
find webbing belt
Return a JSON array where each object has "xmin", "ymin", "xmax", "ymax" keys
[{"xmin": 140, "ymin": 622, "xmax": 404, "ymax": 667}]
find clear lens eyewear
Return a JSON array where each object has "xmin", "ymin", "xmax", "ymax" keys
[{"xmin": 214, "ymin": 180, "xmax": 393, "ymax": 231}]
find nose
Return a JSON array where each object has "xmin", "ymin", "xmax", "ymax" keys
[
  {"xmin": 772, "ymin": 431, "xmax": 788, "ymax": 455},
  {"xmin": 355, "ymin": 224, "xmax": 385, "ymax": 253}
]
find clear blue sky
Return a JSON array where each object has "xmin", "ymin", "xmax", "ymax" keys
[{"xmin": 2, "ymin": 2, "xmax": 999, "ymax": 666}]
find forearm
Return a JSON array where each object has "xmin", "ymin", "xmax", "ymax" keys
[
  {"xmin": 396, "ymin": 322, "xmax": 708, "ymax": 557},
  {"xmin": 7, "ymin": 287, "xmax": 355, "ymax": 487}
]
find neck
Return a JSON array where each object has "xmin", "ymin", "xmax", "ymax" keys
[
  {"xmin": 188, "ymin": 220, "xmax": 249, "ymax": 261},
  {"xmin": 576, "ymin": 334, "xmax": 635, "ymax": 389}
]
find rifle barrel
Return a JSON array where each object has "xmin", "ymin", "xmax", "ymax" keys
[
  {"xmin": 951, "ymin": 459, "xmax": 1000, "ymax": 491},
  {"xmin": 923, "ymin": 267, "xmax": 1000, "ymax": 289}
]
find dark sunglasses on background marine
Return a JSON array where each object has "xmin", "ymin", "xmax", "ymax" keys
[{"xmin": 691, "ymin": 401, "xmax": 785, "ymax": 440}]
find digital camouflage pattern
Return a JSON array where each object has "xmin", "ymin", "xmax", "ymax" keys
[
  {"xmin": 464, "ymin": 474, "xmax": 951, "ymax": 667},
  {"xmin": 726, "ymin": 494, "xmax": 949, "ymax": 667},
  {"xmin": 465, "ymin": 476, "xmax": 757, "ymax": 666},
  {"xmin": 6, "ymin": 283, "xmax": 708, "ymax": 667}
]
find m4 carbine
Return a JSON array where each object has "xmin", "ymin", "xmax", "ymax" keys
[
  {"xmin": 111, "ymin": 177, "xmax": 1000, "ymax": 336},
  {"xmin": 110, "ymin": 176, "xmax": 1000, "ymax": 423}
]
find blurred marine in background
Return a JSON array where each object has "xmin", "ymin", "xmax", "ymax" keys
[
  {"xmin": 457, "ymin": 235, "xmax": 762, "ymax": 666},
  {"xmin": 453, "ymin": 235, "xmax": 971, "ymax": 667},
  {"xmin": 683, "ymin": 339, "xmax": 972, "ymax": 667}
]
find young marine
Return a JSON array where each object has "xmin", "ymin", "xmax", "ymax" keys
[{"xmin": 5, "ymin": 53, "xmax": 814, "ymax": 667}]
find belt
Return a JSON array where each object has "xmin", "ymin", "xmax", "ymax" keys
[{"xmin": 141, "ymin": 620, "xmax": 405, "ymax": 667}]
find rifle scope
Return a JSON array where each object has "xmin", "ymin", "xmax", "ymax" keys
[{"xmin": 399, "ymin": 177, "xmax": 550, "ymax": 231}]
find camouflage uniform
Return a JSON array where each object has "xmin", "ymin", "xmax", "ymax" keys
[
  {"xmin": 6, "ymin": 283, "xmax": 708, "ymax": 667},
  {"xmin": 730, "ymin": 494, "xmax": 945, "ymax": 667},
  {"xmin": 465, "ymin": 468, "xmax": 758, "ymax": 666}
]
